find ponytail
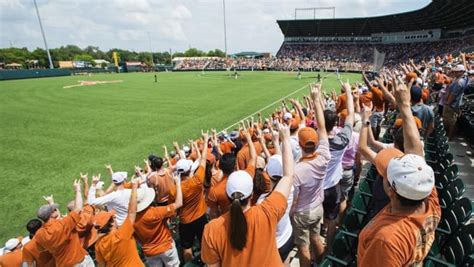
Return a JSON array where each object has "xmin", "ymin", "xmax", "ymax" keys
[
  {"xmin": 229, "ymin": 192, "xmax": 248, "ymax": 251},
  {"xmin": 203, "ymin": 161, "xmax": 213, "ymax": 190}
]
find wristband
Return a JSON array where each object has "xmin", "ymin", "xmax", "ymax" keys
[{"xmin": 363, "ymin": 120, "xmax": 370, "ymax": 126}]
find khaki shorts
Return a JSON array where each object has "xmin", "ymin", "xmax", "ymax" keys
[
  {"xmin": 291, "ymin": 205, "xmax": 324, "ymax": 247},
  {"xmin": 442, "ymin": 106, "xmax": 459, "ymax": 129}
]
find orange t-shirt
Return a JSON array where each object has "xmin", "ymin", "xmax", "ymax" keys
[
  {"xmin": 0, "ymin": 250, "xmax": 22, "ymax": 267},
  {"xmin": 357, "ymin": 188, "xmax": 441, "ymax": 266},
  {"xmin": 168, "ymin": 166, "xmax": 207, "ymax": 224},
  {"xmin": 207, "ymin": 164, "xmax": 256, "ymax": 216},
  {"xmin": 371, "ymin": 86, "xmax": 385, "ymax": 112},
  {"xmin": 336, "ymin": 94, "xmax": 347, "ymax": 114},
  {"xmin": 22, "ymin": 238, "xmax": 56, "ymax": 267},
  {"xmin": 421, "ymin": 88, "xmax": 430, "ymax": 103},
  {"xmin": 359, "ymin": 91, "xmax": 373, "ymax": 107},
  {"xmin": 75, "ymin": 205, "xmax": 96, "ymax": 249},
  {"xmin": 220, "ymin": 141, "xmax": 235, "ymax": 154},
  {"xmin": 435, "ymin": 73, "xmax": 445, "ymax": 84},
  {"xmin": 147, "ymin": 169, "xmax": 175, "ymax": 203},
  {"xmin": 95, "ymin": 219, "xmax": 144, "ymax": 267},
  {"xmin": 34, "ymin": 211, "xmax": 88, "ymax": 267},
  {"xmin": 134, "ymin": 204, "xmax": 176, "ymax": 257},
  {"xmin": 201, "ymin": 191, "xmax": 287, "ymax": 266},
  {"xmin": 237, "ymin": 142, "xmax": 262, "ymax": 170}
]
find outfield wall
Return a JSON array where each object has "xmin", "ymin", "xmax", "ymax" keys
[{"xmin": 0, "ymin": 69, "xmax": 71, "ymax": 81}]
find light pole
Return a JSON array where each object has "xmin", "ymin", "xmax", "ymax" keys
[
  {"xmin": 223, "ymin": 0, "xmax": 228, "ymax": 57},
  {"xmin": 33, "ymin": 0, "xmax": 54, "ymax": 69},
  {"xmin": 147, "ymin": 31, "xmax": 154, "ymax": 66}
]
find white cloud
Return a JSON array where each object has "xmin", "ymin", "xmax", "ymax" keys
[{"xmin": 0, "ymin": 0, "xmax": 431, "ymax": 54}]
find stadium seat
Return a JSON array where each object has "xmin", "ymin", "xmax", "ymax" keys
[
  {"xmin": 426, "ymin": 223, "xmax": 474, "ymax": 267},
  {"xmin": 358, "ymin": 179, "xmax": 372, "ymax": 195},
  {"xmin": 439, "ymin": 179, "xmax": 464, "ymax": 209},
  {"xmin": 326, "ymin": 231, "xmax": 358, "ymax": 266}
]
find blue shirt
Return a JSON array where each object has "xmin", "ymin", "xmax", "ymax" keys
[{"xmin": 446, "ymin": 77, "xmax": 467, "ymax": 109}]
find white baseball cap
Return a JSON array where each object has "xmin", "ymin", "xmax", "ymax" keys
[
  {"xmin": 283, "ymin": 112, "xmax": 293, "ymax": 121},
  {"xmin": 226, "ymin": 170, "xmax": 253, "ymax": 200},
  {"xmin": 176, "ymin": 159, "xmax": 193, "ymax": 173},
  {"xmin": 112, "ymin": 172, "xmax": 127, "ymax": 184},
  {"xmin": 266, "ymin": 155, "xmax": 283, "ymax": 178},
  {"xmin": 4, "ymin": 238, "xmax": 20, "ymax": 252},
  {"xmin": 182, "ymin": 146, "xmax": 191, "ymax": 154},
  {"xmin": 416, "ymin": 77, "xmax": 423, "ymax": 85},
  {"xmin": 375, "ymin": 148, "xmax": 434, "ymax": 200},
  {"xmin": 452, "ymin": 64, "xmax": 466, "ymax": 72}
]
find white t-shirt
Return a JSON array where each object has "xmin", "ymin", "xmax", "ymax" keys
[{"xmin": 258, "ymin": 186, "xmax": 294, "ymax": 248}]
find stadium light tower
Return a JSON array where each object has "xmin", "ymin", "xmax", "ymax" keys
[
  {"xmin": 33, "ymin": 0, "xmax": 54, "ymax": 69},
  {"xmin": 222, "ymin": 0, "xmax": 228, "ymax": 57}
]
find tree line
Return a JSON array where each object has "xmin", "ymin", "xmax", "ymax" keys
[{"xmin": 0, "ymin": 45, "xmax": 226, "ymax": 68}]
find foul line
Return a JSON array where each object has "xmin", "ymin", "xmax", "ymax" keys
[{"xmin": 218, "ymin": 83, "xmax": 311, "ymax": 133}]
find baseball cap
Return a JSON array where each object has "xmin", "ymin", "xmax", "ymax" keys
[
  {"xmin": 176, "ymin": 159, "xmax": 193, "ymax": 173},
  {"xmin": 452, "ymin": 64, "xmax": 466, "ymax": 72},
  {"xmin": 229, "ymin": 131, "xmax": 239, "ymax": 140},
  {"xmin": 283, "ymin": 112, "xmax": 292, "ymax": 121},
  {"xmin": 112, "ymin": 172, "xmax": 127, "ymax": 184},
  {"xmin": 226, "ymin": 170, "xmax": 253, "ymax": 200},
  {"xmin": 37, "ymin": 204, "xmax": 59, "ymax": 221},
  {"xmin": 137, "ymin": 188, "xmax": 156, "ymax": 212},
  {"xmin": 394, "ymin": 116, "xmax": 422, "ymax": 129},
  {"xmin": 405, "ymin": 72, "xmax": 418, "ymax": 82},
  {"xmin": 416, "ymin": 77, "xmax": 423, "ymax": 85},
  {"xmin": 266, "ymin": 155, "xmax": 283, "ymax": 178},
  {"xmin": 468, "ymin": 69, "xmax": 474, "ymax": 75},
  {"xmin": 183, "ymin": 146, "xmax": 191, "ymax": 155},
  {"xmin": 298, "ymin": 127, "xmax": 319, "ymax": 148},
  {"xmin": 375, "ymin": 148, "xmax": 434, "ymax": 200},
  {"xmin": 410, "ymin": 86, "xmax": 422, "ymax": 102},
  {"xmin": 436, "ymin": 67, "xmax": 443, "ymax": 72},
  {"xmin": 4, "ymin": 238, "xmax": 20, "ymax": 252},
  {"xmin": 93, "ymin": 210, "xmax": 116, "ymax": 229}
]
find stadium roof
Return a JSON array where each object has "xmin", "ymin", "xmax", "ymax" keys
[{"xmin": 277, "ymin": 0, "xmax": 474, "ymax": 37}]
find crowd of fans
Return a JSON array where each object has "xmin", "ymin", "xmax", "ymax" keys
[
  {"xmin": 175, "ymin": 37, "xmax": 474, "ymax": 72},
  {"xmin": 0, "ymin": 48, "xmax": 473, "ymax": 266}
]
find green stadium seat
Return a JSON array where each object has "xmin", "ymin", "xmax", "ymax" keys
[
  {"xmin": 430, "ymin": 224, "xmax": 474, "ymax": 266},
  {"xmin": 326, "ymin": 231, "xmax": 357, "ymax": 266},
  {"xmin": 358, "ymin": 179, "xmax": 372, "ymax": 195}
]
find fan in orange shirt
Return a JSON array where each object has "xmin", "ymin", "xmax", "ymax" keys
[
  {"xmin": 207, "ymin": 127, "xmax": 258, "ymax": 219},
  {"xmin": 34, "ymin": 180, "xmax": 93, "ymax": 267},
  {"xmin": 0, "ymin": 238, "xmax": 23, "ymax": 267},
  {"xmin": 167, "ymin": 131, "xmax": 210, "ymax": 263},
  {"xmin": 94, "ymin": 178, "xmax": 151, "ymax": 267},
  {"xmin": 146, "ymin": 155, "xmax": 175, "ymax": 205},
  {"xmin": 201, "ymin": 121, "xmax": 295, "ymax": 267},
  {"xmin": 22, "ymin": 219, "xmax": 55, "ymax": 267},
  {"xmin": 134, "ymin": 172, "xmax": 183, "ymax": 266}
]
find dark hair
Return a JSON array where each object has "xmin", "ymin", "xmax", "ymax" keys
[
  {"xmin": 324, "ymin": 110, "xmax": 338, "ymax": 132},
  {"xmin": 301, "ymin": 144, "xmax": 316, "ymax": 154},
  {"xmin": 228, "ymin": 192, "xmax": 249, "ymax": 251},
  {"xmin": 97, "ymin": 217, "xmax": 115, "ymax": 234},
  {"xmin": 26, "ymin": 219, "xmax": 43, "ymax": 238},
  {"xmin": 150, "ymin": 156, "xmax": 164, "ymax": 171},
  {"xmin": 410, "ymin": 86, "xmax": 422, "ymax": 103},
  {"xmin": 204, "ymin": 161, "xmax": 213, "ymax": 189},
  {"xmin": 220, "ymin": 153, "xmax": 236, "ymax": 176},
  {"xmin": 393, "ymin": 127, "xmax": 405, "ymax": 152},
  {"xmin": 253, "ymin": 168, "xmax": 267, "ymax": 196},
  {"xmin": 302, "ymin": 107, "xmax": 308, "ymax": 116},
  {"xmin": 396, "ymin": 193, "xmax": 424, "ymax": 207}
]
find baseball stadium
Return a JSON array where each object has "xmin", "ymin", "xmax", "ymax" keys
[{"xmin": 0, "ymin": 0, "xmax": 473, "ymax": 266}]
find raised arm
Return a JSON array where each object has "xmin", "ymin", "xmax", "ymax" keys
[
  {"xmin": 199, "ymin": 130, "xmax": 210, "ymax": 168},
  {"xmin": 273, "ymin": 123, "xmax": 294, "ymax": 198},
  {"xmin": 359, "ymin": 106, "xmax": 377, "ymax": 164},
  {"xmin": 127, "ymin": 178, "xmax": 138, "ymax": 224},
  {"xmin": 362, "ymin": 71, "xmax": 371, "ymax": 89},
  {"xmin": 257, "ymin": 129, "xmax": 271, "ymax": 161},
  {"xmin": 290, "ymin": 98, "xmax": 305, "ymax": 123},
  {"xmin": 392, "ymin": 75, "xmax": 424, "ymax": 156},
  {"xmin": 310, "ymin": 83, "xmax": 328, "ymax": 140},
  {"xmin": 162, "ymin": 145, "xmax": 171, "ymax": 167},
  {"xmin": 376, "ymin": 76, "xmax": 396, "ymax": 107},
  {"xmin": 343, "ymin": 83, "xmax": 355, "ymax": 126},
  {"xmin": 173, "ymin": 141, "xmax": 186, "ymax": 160},
  {"xmin": 105, "ymin": 164, "xmax": 114, "ymax": 177},
  {"xmin": 172, "ymin": 174, "xmax": 183, "ymax": 209},
  {"xmin": 242, "ymin": 124, "xmax": 257, "ymax": 167},
  {"xmin": 80, "ymin": 172, "xmax": 89, "ymax": 199},
  {"xmin": 73, "ymin": 179, "xmax": 83, "ymax": 213}
]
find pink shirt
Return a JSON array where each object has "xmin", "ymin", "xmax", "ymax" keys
[
  {"xmin": 341, "ymin": 132, "xmax": 359, "ymax": 169},
  {"xmin": 292, "ymin": 139, "xmax": 331, "ymax": 212}
]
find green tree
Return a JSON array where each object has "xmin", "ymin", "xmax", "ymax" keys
[{"xmin": 184, "ymin": 48, "xmax": 205, "ymax": 57}]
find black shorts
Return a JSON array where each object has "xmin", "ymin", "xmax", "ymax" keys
[
  {"xmin": 278, "ymin": 233, "xmax": 294, "ymax": 262},
  {"xmin": 179, "ymin": 214, "xmax": 208, "ymax": 249},
  {"xmin": 323, "ymin": 184, "xmax": 341, "ymax": 220},
  {"xmin": 432, "ymin": 83, "xmax": 443, "ymax": 92}
]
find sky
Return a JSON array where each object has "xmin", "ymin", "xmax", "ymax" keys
[{"xmin": 0, "ymin": 0, "xmax": 431, "ymax": 54}]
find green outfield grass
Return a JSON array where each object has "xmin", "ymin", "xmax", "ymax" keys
[{"xmin": 0, "ymin": 71, "xmax": 360, "ymax": 242}]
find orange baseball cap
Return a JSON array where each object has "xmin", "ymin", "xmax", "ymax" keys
[
  {"xmin": 374, "ymin": 148, "xmax": 405, "ymax": 179},
  {"xmin": 405, "ymin": 72, "xmax": 418, "ymax": 82},
  {"xmin": 93, "ymin": 210, "xmax": 116, "ymax": 229},
  {"xmin": 290, "ymin": 115, "xmax": 301, "ymax": 130},
  {"xmin": 298, "ymin": 127, "xmax": 319, "ymax": 148},
  {"xmin": 393, "ymin": 116, "xmax": 422, "ymax": 129}
]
